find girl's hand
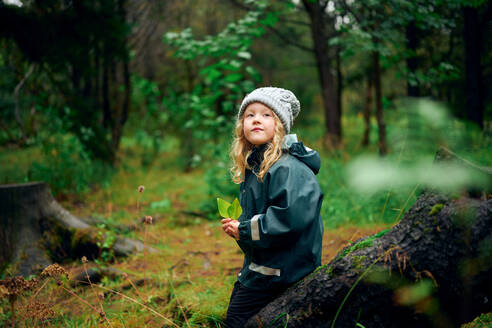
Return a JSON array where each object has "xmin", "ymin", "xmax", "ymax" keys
[{"xmin": 221, "ymin": 218, "xmax": 240, "ymax": 240}]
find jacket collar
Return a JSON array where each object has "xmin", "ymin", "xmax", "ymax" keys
[{"xmin": 247, "ymin": 143, "xmax": 267, "ymax": 173}]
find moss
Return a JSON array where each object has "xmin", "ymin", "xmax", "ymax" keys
[
  {"xmin": 312, "ymin": 264, "xmax": 334, "ymax": 278},
  {"xmin": 429, "ymin": 203, "xmax": 444, "ymax": 216},
  {"xmin": 351, "ymin": 256, "xmax": 367, "ymax": 271},
  {"xmin": 71, "ymin": 227, "xmax": 101, "ymax": 250},
  {"xmin": 326, "ymin": 266, "xmax": 334, "ymax": 278},
  {"xmin": 338, "ymin": 229, "xmax": 390, "ymax": 259}
]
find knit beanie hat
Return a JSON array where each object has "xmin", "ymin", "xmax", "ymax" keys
[{"xmin": 238, "ymin": 87, "xmax": 301, "ymax": 134}]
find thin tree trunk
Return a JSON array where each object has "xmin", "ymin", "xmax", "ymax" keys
[
  {"xmin": 13, "ymin": 64, "xmax": 34, "ymax": 145},
  {"xmin": 302, "ymin": 0, "xmax": 340, "ymax": 150},
  {"xmin": 361, "ymin": 72, "xmax": 373, "ymax": 147},
  {"xmin": 110, "ymin": 59, "xmax": 131, "ymax": 162},
  {"xmin": 94, "ymin": 43, "xmax": 101, "ymax": 110},
  {"xmin": 336, "ymin": 46, "xmax": 343, "ymax": 127},
  {"xmin": 102, "ymin": 55, "xmax": 111, "ymax": 129},
  {"xmin": 373, "ymin": 50, "xmax": 387, "ymax": 156},
  {"xmin": 463, "ymin": 6, "xmax": 484, "ymax": 129},
  {"xmin": 405, "ymin": 20, "xmax": 420, "ymax": 97}
]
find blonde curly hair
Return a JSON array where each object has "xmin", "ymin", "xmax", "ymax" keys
[{"xmin": 230, "ymin": 111, "xmax": 286, "ymax": 184}]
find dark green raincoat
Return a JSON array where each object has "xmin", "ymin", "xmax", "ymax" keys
[{"xmin": 236, "ymin": 135, "xmax": 324, "ymax": 291}]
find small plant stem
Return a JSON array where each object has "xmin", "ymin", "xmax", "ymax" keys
[
  {"xmin": 168, "ymin": 274, "xmax": 191, "ymax": 328},
  {"xmin": 380, "ymin": 190, "xmax": 391, "ymax": 221},
  {"xmin": 59, "ymin": 284, "xmax": 99, "ymax": 313},
  {"xmin": 124, "ymin": 276, "xmax": 145, "ymax": 303},
  {"xmin": 10, "ymin": 299, "xmax": 15, "ymax": 328},
  {"xmin": 84, "ymin": 263, "xmax": 107, "ymax": 321},
  {"xmin": 95, "ymin": 284, "xmax": 180, "ymax": 328},
  {"xmin": 143, "ymin": 225, "xmax": 148, "ymax": 259},
  {"xmin": 395, "ymin": 183, "xmax": 420, "ymax": 222},
  {"xmin": 59, "ymin": 284, "xmax": 113, "ymax": 328},
  {"xmin": 32, "ymin": 280, "xmax": 49, "ymax": 298},
  {"xmin": 380, "ymin": 135, "xmax": 408, "ymax": 221}
]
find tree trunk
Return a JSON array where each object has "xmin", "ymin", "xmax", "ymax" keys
[
  {"xmin": 361, "ymin": 72, "xmax": 373, "ymax": 147},
  {"xmin": 373, "ymin": 50, "xmax": 387, "ymax": 156},
  {"xmin": 245, "ymin": 152, "xmax": 492, "ymax": 328},
  {"xmin": 13, "ymin": 64, "xmax": 34, "ymax": 145},
  {"xmin": 302, "ymin": 0, "xmax": 340, "ymax": 150},
  {"xmin": 405, "ymin": 20, "xmax": 420, "ymax": 97},
  {"xmin": 463, "ymin": 6, "xmax": 484, "ymax": 129},
  {"xmin": 0, "ymin": 182, "xmax": 155, "ymax": 277},
  {"xmin": 336, "ymin": 46, "xmax": 343, "ymax": 128}
]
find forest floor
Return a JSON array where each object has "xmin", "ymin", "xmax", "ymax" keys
[
  {"xmin": 1, "ymin": 112, "xmax": 491, "ymax": 327},
  {"xmin": 0, "ymin": 137, "xmax": 393, "ymax": 327}
]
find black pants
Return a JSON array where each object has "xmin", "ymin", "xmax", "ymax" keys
[{"xmin": 224, "ymin": 281, "xmax": 284, "ymax": 328}]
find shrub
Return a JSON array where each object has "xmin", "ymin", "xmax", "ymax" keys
[{"xmin": 29, "ymin": 133, "xmax": 95, "ymax": 195}]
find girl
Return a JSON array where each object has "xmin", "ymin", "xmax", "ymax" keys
[{"xmin": 221, "ymin": 87, "xmax": 324, "ymax": 327}]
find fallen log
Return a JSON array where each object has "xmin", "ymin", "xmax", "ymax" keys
[
  {"xmin": 246, "ymin": 150, "xmax": 492, "ymax": 328},
  {"xmin": 0, "ymin": 182, "xmax": 156, "ymax": 276},
  {"xmin": 246, "ymin": 193, "xmax": 491, "ymax": 328}
]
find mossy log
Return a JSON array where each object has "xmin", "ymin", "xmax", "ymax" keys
[
  {"xmin": 0, "ymin": 182, "xmax": 155, "ymax": 276},
  {"xmin": 246, "ymin": 194, "xmax": 492, "ymax": 328},
  {"xmin": 246, "ymin": 150, "xmax": 492, "ymax": 328}
]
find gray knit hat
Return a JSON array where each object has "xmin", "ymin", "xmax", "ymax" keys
[{"xmin": 238, "ymin": 87, "xmax": 301, "ymax": 134}]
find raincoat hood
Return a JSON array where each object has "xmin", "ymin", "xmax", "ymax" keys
[{"xmin": 282, "ymin": 134, "xmax": 321, "ymax": 175}]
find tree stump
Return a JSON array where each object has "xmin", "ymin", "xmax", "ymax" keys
[
  {"xmin": 245, "ymin": 149, "xmax": 492, "ymax": 328},
  {"xmin": 0, "ymin": 182, "xmax": 154, "ymax": 276}
]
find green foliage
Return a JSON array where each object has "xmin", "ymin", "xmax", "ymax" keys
[
  {"xmin": 29, "ymin": 133, "xmax": 92, "ymax": 194},
  {"xmin": 201, "ymin": 148, "xmax": 238, "ymax": 219},
  {"xmin": 162, "ymin": 3, "xmax": 273, "ymax": 168},
  {"xmin": 0, "ymin": 1, "xmax": 132, "ymax": 161},
  {"xmin": 96, "ymin": 224, "xmax": 117, "ymax": 262},
  {"xmin": 461, "ymin": 312, "xmax": 492, "ymax": 328},
  {"xmin": 150, "ymin": 198, "xmax": 172, "ymax": 211},
  {"xmin": 28, "ymin": 133, "xmax": 111, "ymax": 195},
  {"xmin": 346, "ymin": 100, "xmax": 491, "ymax": 196}
]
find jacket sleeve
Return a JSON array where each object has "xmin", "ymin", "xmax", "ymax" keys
[{"xmin": 237, "ymin": 162, "xmax": 322, "ymax": 249}]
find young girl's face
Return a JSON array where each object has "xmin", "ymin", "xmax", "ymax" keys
[{"xmin": 243, "ymin": 102, "xmax": 276, "ymax": 146}]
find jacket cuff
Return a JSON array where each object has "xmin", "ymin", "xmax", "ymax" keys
[
  {"xmin": 238, "ymin": 214, "xmax": 263, "ymax": 241},
  {"xmin": 238, "ymin": 221, "xmax": 251, "ymax": 241}
]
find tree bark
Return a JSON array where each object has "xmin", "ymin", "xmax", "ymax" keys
[
  {"xmin": 245, "ymin": 152, "xmax": 492, "ymax": 328},
  {"xmin": 463, "ymin": 6, "xmax": 484, "ymax": 129},
  {"xmin": 361, "ymin": 71, "xmax": 373, "ymax": 147},
  {"xmin": 302, "ymin": 0, "xmax": 341, "ymax": 150},
  {"xmin": 0, "ymin": 182, "xmax": 155, "ymax": 277},
  {"xmin": 373, "ymin": 50, "xmax": 387, "ymax": 156}
]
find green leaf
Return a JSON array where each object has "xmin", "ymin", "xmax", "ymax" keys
[
  {"xmin": 224, "ymin": 73, "xmax": 243, "ymax": 83},
  {"xmin": 260, "ymin": 13, "xmax": 278, "ymax": 27},
  {"xmin": 217, "ymin": 197, "xmax": 231, "ymax": 218},
  {"xmin": 237, "ymin": 51, "xmax": 251, "ymax": 60},
  {"xmin": 245, "ymin": 66, "xmax": 261, "ymax": 82},
  {"xmin": 230, "ymin": 198, "xmax": 243, "ymax": 220}
]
